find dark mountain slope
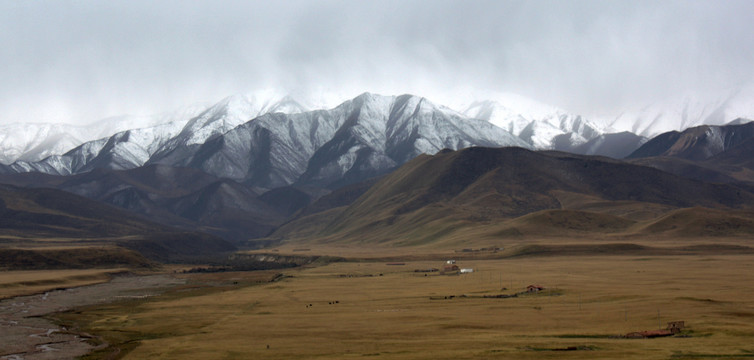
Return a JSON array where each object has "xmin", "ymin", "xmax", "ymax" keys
[
  {"xmin": 707, "ymin": 138, "xmax": 754, "ymax": 172},
  {"xmin": 165, "ymin": 180, "xmax": 284, "ymax": 240},
  {"xmin": 0, "ymin": 184, "xmax": 234, "ymax": 261},
  {"xmin": 271, "ymin": 147, "xmax": 754, "ymax": 246},
  {"xmin": 565, "ymin": 131, "xmax": 647, "ymax": 159},
  {"xmin": 627, "ymin": 126, "xmax": 754, "ymax": 184},
  {"xmin": 0, "ymin": 165, "xmax": 302, "ymax": 243},
  {"xmin": 628, "ymin": 157, "xmax": 741, "ymax": 184},
  {"xmin": 1, "ymin": 184, "xmax": 169, "ymax": 238},
  {"xmin": 627, "ymin": 122, "xmax": 754, "ymax": 161}
]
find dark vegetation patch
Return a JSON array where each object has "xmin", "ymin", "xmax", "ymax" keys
[
  {"xmin": 671, "ymin": 350, "xmax": 754, "ymax": 358},
  {"xmin": 523, "ymin": 345, "xmax": 598, "ymax": 352},
  {"xmin": 183, "ymin": 253, "xmax": 345, "ymax": 273},
  {"xmin": 507, "ymin": 243, "xmax": 754, "ymax": 258},
  {"xmin": 553, "ymin": 334, "xmax": 615, "ymax": 339},
  {"xmin": 676, "ymin": 297, "xmax": 726, "ymax": 304},
  {"xmin": 0, "ymin": 247, "xmax": 154, "ymax": 270},
  {"xmin": 719, "ymin": 311, "xmax": 754, "ymax": 318},
  {"xmin": 116, "ymin": 232, "xmax": 236, "ymax": 263},
  {"xmin": 509, "ymin": 244, "xmax": 650, "ymax": 258}
]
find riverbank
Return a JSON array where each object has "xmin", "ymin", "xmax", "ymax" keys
[{"xmin": 0, "ymin": 274, "xmax": 184, "ymax": 360}]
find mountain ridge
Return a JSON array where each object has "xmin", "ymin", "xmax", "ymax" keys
[
  {"xmin": 4, "ymin": 89, "xmax": 754, "ymax": 171},
  {"xmin": 270, "ymin": 146, "xmax": 754, "ymax": 247}
]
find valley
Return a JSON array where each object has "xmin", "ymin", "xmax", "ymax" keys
[
  {"xmin": 1, "ymin": 92, "xmax": 754, "ymax": 359},
  {"xmin": 10, "ymin": 248, "xmax": 752, "ymax": 360},
  {"xmin": 5, "ymin": 0, "xmax": 754, "ymax": 358}
]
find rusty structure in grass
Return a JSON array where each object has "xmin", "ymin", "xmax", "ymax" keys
[
  {"xmin": 440, "ymin": 264, "xmax": 460, "ymax": 275},
  {"xmin": 625, "ymin": 321, "xmax": 685, "ymax": 338}
]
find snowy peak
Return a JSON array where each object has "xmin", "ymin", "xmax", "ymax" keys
[
  {"xmin": 0, "ymin": 92, "xmax": 315, "ymax": 166},
  {"xmin": 296, "ymin": 93, "xmax": 528, "ymax": 188},
  {"xmin": 267, "ymin": 95, "xmax": 309, "ymax": 114},
  {"xmin": 464, "ymin": 93, "xmax": 562, "ymax": 120},
  {"xmin": 162, "ymin": 92, "xmax": 528, "ymax": 190},
  {"xmin": 0, "ymin": 104, "xmax": 208, "ymax": 165},
  {"xmin": 0, "ymin": 123, "xmax": 88, "ymax": 164},
  {"xmin": 5, "ymin": 90, "xmax": 654, "ymax": 184},
  {"xmin": 460, "ymin": 93, "xmax": 603, "ymax": 149},
  {"xmin": 178, "ymin": 92, "xmax": 313, "ymax": 147}
]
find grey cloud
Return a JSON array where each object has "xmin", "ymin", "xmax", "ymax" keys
[{"xmin": 1, "ymin": 0, "xmax": 753, "ymax": 124}]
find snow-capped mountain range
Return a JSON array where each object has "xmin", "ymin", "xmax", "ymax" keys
[
  {"xmin": 2, "ymin": 88, "xmax": 753, "ymax": 184},
  {"xmin": 2, "ymin": 93, "xmax": 530, "ymax": 189},
  {"xmin": 0, "ymin": 91, "xmax": 607, "ymax": 169},
  {"xmin": 0, "ymin": 104, "xmax": 208, "ymax": 165},
  {"xmin": 168, "ymin": 93, "xmax": 527, "ymax": 189},
  {"xmin": 459, "ymin": 93, "xmax": 601, "ymax": 149},
  {"xmin": 1, "ymin": 92, "xmax": 316, "ymax": 175},
  {"xmin": 0, "ymin": 89, "xmax": 325, "ymax": 166}
]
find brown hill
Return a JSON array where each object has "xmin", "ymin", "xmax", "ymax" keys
[
  {"xmin": 629, "ymin": 137, "xmax": 754, "ymax": 185},
  {"xmin": 627, "ymin": 122, "xmax": 754, "ymax": 184},
  {"xmin": 270, "ymin": 147, "xmax": 754, "ymax": 246},
  {"xmin": 494, "ymin": 209, "xmax": 637, "ymax": 237},
  {"xmin": 628, "ymin": 122, "xmax": 754, "ymax": 161},
  {"xmin": 635, "ymin": 207, "xmax": 754, "ymax": 237}
]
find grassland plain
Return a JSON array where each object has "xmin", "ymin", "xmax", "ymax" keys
[{"xmin": 51, "ymin": 252, "xmax": 754, "ymax": 359}]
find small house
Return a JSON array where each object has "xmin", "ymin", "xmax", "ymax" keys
[
  {"xmin": 526, "ymin": 285, "xmax": 544, "ymax": 293},
  {"xmin": 666, "ymin": 321, "xmax": 685, "ymax": 334},
  {"xmin": 440, "ymin": 264, "xmax": 460, "ymax": 275}
]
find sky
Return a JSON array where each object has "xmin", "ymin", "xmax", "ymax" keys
[{"xmin": 1, "ymin": 0, "xmax": 753, "ymax": 125}]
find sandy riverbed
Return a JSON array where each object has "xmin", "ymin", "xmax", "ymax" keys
[{"xmin": 0, "ymin": 274, "xmax": 184, "ymax": 360}]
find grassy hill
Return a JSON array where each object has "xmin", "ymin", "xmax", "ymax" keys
[{"xmin": 269, "ymin": 147, "xmax": 754, "ymax": 248}]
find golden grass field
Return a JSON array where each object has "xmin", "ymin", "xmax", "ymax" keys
[{"xmin": 49, "ymin": 250, "xmax": 754, "ymax": 360}]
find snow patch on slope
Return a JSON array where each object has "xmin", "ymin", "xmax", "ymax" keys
[
  {"xmin": 0, "ymin": 104, "xmax": 208, "ymax": 165},
  {"xmin": 457, "ymin": 93, "xmax": 602, "ymax": 149},
  {"xmin": 600, "ymin": 84, "xmax": 754, "ymax": 138}
]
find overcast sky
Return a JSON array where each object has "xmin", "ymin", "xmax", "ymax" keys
[{"xmin": 1, "ymin": 0, "xmax": 753, "ymax": 125}]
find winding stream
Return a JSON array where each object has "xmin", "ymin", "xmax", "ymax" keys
[{"xmin": 0, "ymin": 274, "xmax": 184, "ymax": 360}]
